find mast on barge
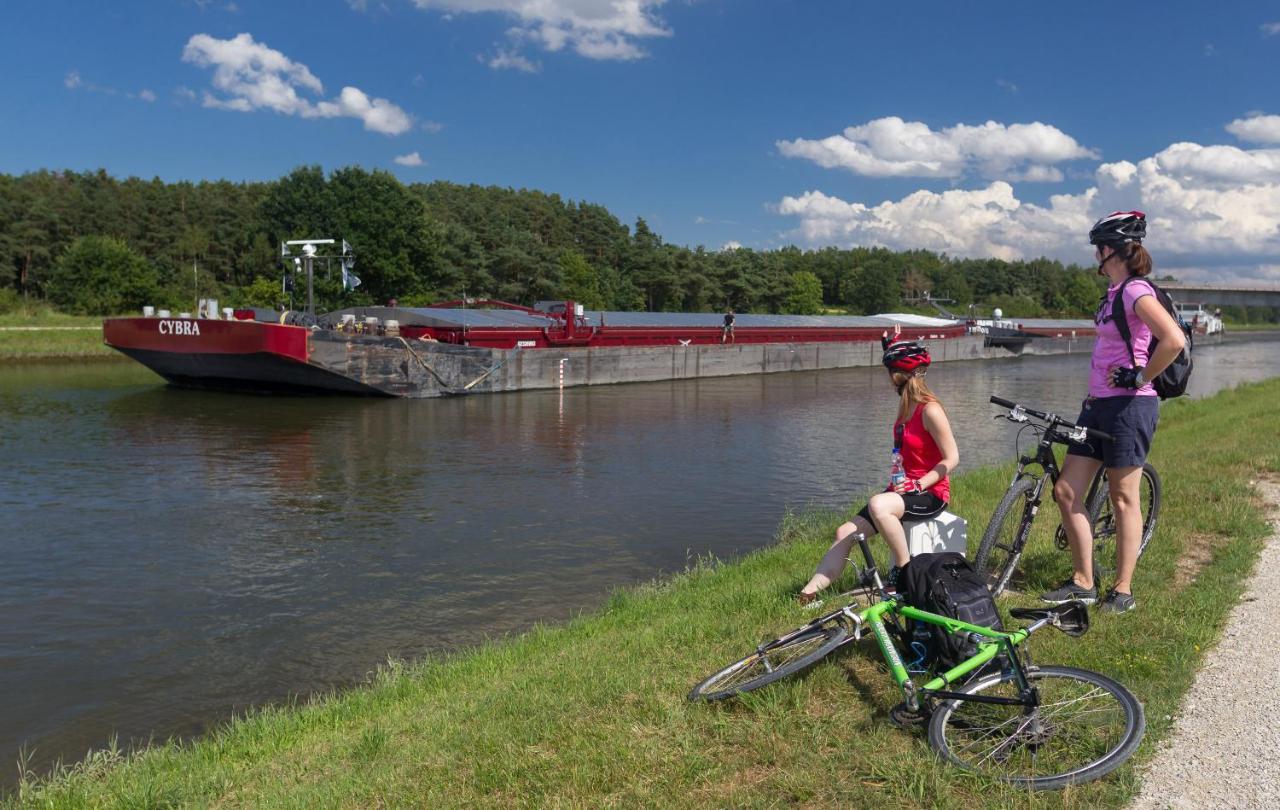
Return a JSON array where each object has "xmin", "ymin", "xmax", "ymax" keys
[{"xmin": 280, "ymin": 239, "xmax": 358, "ymax": 317}]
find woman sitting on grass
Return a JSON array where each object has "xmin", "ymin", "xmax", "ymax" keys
[{"xmin": 798, "ymin": 333, "xmax": 960, "ymax": 604}]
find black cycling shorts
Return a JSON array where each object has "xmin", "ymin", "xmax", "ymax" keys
[
  {"xmin": 1065, "ymin": 395, "xmax": 1159, "ymax": 469},
  {"xmin": 857, "ymin": 492, "xmax": 947, "ymax": 525}
]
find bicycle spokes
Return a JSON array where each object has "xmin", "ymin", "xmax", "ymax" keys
[{"xmin": 931, "ymin": 667, "xmax": 1143, "ymax": 788}]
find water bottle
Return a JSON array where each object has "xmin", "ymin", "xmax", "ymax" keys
[
  {"xmin": 907, "ymin": 622, "xmax": 932, "ymax": 674},
  {"xmin": 890, "ymin": 449, "xmax": 906, "ymax": 488}
]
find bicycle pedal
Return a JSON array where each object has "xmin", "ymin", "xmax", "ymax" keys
[{"xmin": 1053, "ymin": 526, "xmax": 1069, "ymax": 550}]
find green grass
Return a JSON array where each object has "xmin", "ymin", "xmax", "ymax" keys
[
  {"xmin": 0, "ymin": 308, "xmax": 104, "ymax": 327},
  {"xmin": 0, "ymin": 328, "xmax": 114, "ymax": 361},
  {"xmin": 8, "ymin": 381, "xmax": 1280, "ymax": 808},
  {"xmin": 1225, "ymin": 322, "xmax": 1280, "ymax": 331},
  {"xmin": 0, "ymin": 310, "xmax": 115, "ymax": 361}
]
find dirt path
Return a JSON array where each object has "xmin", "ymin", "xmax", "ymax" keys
[{"xmin": 1129, "ymin": 478, "xmax": 1280, "ymax": 809}]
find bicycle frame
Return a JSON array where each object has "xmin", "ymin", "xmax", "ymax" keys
[
  {"xmin": 833, "ymin": 535, "xmax": 1042, "ymax": 712},
  {"xmin": 1007, "ymin": 415, "xmax": 1070, "ymax": 503},
  {"xmin": 995, "ymin": 405, "xmax": 1097, "ymax": 560}
]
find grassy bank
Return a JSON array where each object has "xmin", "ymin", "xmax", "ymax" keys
[
  {"xmin": 1226, "ymin": 323, "xmax": 1280, "ymax": 332},
  {"xmin": 9, "ymin": 382, "xmax": 1280, "ymax": 808},
  {"xmin": 0, "ymin": 311, "xmax": 114, "ymax": 361}
]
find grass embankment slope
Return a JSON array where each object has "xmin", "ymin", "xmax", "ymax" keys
[
  {"xmin": 10, "ymin": 381, "xmax": 1280, "ymax": 808},
  {"xmin": 0, "ymin": 311, "xmax": 113, "ymax": 361}
]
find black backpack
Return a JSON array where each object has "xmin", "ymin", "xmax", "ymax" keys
[
  {"xmin": 900, "ymin": 553, "xmax": 1003, "ymax": 672},
  {"xmin": 1110, "ymin": 277, "xmax": 1194, "ymax": 400}
]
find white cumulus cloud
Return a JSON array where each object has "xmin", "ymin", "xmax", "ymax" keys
[
  {"xmin": 1226, "ymin": 113, "xmax": 1280, "ymax": 145},
  {"xmin": 486, "ymin": 48, "xmax": 540, "ymax": 73},
  {"xmin": 394, "ymin": 151, "xmax": 425, "ymax": 166},
  {"xmin": 138, "ymin": 89, "xmax": 157, "ymax": 102},
  {"xmin": 1091, "ymin": 153, "xmax": 1280, "ymax": 261},
  {"xmin": 412, "ymin": 0, "xmax": 672, "ymax": 65},
  {"xmin": 182, "ymin": 33, "xmax": 413, "ymax": 135},
  {"xmin": 1262, "ymin": 22, "xmax": 1280, "ymax": 36},
  {"xmin": 776, "ymin": 133, "xmax": 1280, "ymax": 278},
  {"xmin": 1146, "ymin": 142, "xmax": 1280, "ymax": 188},
  {"xmin": 777, "ymin": 116, "xmax": 1097, "ymax": 182},
  {"xmin": 776, "ymin": 182, "xmax": 1090, "ymax": 262}
]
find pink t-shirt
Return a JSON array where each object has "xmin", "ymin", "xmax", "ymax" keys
[{"xmin": 1090, "ymin": 278, "xmax": 1158, "ymax": 398}]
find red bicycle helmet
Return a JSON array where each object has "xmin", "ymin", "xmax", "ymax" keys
[{"xmin": 882, "ymin": 340, "xmax": 931, "ymax": 373}]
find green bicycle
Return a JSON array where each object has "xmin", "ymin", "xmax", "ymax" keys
[{"xmin": 688, "ymin": 536, "xmax": 1146, "ymax": 790}]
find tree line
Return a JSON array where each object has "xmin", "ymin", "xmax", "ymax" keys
[{"xmin": 1, "ymin": 166, "xmax": 1121, "ymax": 319}]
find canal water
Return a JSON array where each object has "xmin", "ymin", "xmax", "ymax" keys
[{"xmin": 2, "ymin": 332, "xmax": 1278, "ymax": 784}]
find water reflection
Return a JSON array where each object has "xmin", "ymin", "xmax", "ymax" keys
[{"xmin": 1, "ymin": 332, "xmax": 1277, "ymax": 786}]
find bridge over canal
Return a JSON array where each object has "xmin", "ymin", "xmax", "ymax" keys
[{"xmin": 1161, "ymin": 281, "xmax": 1280, "ymax": 309}]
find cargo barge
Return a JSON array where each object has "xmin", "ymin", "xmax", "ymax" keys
[
  {"xmin": 100, "ymin": 239, "xmax": 1093, "ymax": 398},
  {"xmin": 103, "ymin": 300, "xmax": 990, "ymax": 398}
]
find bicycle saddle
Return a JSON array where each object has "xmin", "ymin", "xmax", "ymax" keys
[{"xmin": 1008, "ymin": 600, "xmax": 1090, "ymax": 637}]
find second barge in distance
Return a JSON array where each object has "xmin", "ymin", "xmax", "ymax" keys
[{"xmin": 103, "ymin": 299, "xmax": 1093, "ymax": 398}]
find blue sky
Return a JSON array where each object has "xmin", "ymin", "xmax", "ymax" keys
[{"xmin": 3, "ymin": 1, "xmax": 1279, "ymax": 281}]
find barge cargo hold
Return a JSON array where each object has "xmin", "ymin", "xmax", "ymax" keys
[{"xmin": 102, "ymin": 301, "xmax": 1083, "ymax": 398}]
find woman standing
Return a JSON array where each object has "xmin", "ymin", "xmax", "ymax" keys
[
  {"xmin": 1043, "ymin": 211, "xmax": 1185, "ymax": 613},
  {"xmin": 798, "ymin": 334, "xmax": 959, "ymax": 604}
]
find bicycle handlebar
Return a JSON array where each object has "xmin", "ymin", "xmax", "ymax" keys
[{"xmin": 989, "ymin": 395, "xmax": 1113, "ymax": 443}]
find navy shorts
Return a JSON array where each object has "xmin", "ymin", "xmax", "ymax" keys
[
  {"xmin": 1066, "ymin": 395, "xmax": 1159, "ymax": 469},
  {"xmin": 857, "ymin": 492, "xmax": 947, "ymax": 524}
]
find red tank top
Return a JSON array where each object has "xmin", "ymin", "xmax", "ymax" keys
[{"xmin": 894, "ymin": 402, "xmax": 950, "ymax": 502}]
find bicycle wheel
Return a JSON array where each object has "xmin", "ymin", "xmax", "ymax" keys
[
  {"xmin": 688, "ymin": 623, "xmax": 849, "ymax": 702},
  {"xmin": 927, "ymin": 665, "xmax": 1145, "ymax": 790},
  {"xmin": 1087, "ymin": 463, "xmax": 1161, "ymax": 581},
  {"xmin": 974, "ymin": 476, "xmax": 1036, "ymax": 597}
]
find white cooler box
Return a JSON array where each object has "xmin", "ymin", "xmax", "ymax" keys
[{"xmin": 904, "ymin": 510, "xmax": 968, "ymax": 558}]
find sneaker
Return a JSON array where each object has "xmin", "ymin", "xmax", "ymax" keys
[
  {"xmin": 1039, "ymin": 577, "xmax": 1097, "ymax": 605},
  {"xmin": 1098, "ymin": 589, "xmax": 1136, "ymax": 614}
]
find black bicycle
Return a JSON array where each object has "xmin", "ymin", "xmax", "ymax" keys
[{"xmin": 975, "ymin": 396, "xmax": 1161, "ymax": 597}]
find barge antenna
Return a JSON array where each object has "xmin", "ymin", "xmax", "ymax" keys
[{"xmin": 283, "ymin": 238, "xmax": 337, "ymax": 317}]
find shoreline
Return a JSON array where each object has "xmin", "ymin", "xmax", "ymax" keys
[
  {"xmin": 0, "ymin": 320, "xmax": 113, "ymax": 362},
  {"xmin": 5, "ymin": 380, "xmax": 1279, "ymax": 807}
]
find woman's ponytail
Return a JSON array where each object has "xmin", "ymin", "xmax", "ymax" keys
[{"xmin": 1123, "ymin": 243, "xmax": 1153, "ymax": 277}]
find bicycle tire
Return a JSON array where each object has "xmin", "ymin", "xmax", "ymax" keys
[
  {"xmin": 974, "ymin": 476, "xmax": 1036, "ymax": 597},
  {"xmin": 688, "ymin": 623, "xmax": 849, "ymax": 702},
  {"xmin": 1087, "ymin": 463, "xmax": 1161, "ymax": 582},
  {"xmin": 927, "ymin": 665, "xmax": 1145, "ymax": 790}
]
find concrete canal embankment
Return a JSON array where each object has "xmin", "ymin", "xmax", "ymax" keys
[{"xmin": 309, "ymin": 333, "xmax": 1091, "ymax": 397}]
